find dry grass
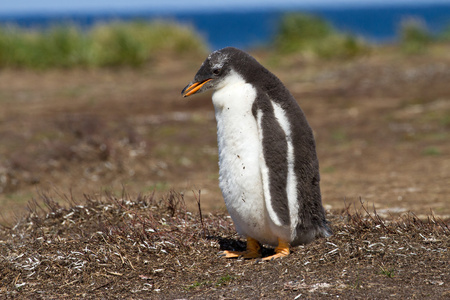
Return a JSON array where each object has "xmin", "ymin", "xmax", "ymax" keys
[{"xmin": 0, "ymin": 192, "xmax": 448, "ymax": 298}]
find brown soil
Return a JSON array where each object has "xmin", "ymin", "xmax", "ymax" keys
[
  {"xmin": 0, "ymin": 193, "xmax": 448, "ymax": 299},
  {"xmin": 0, "ymin": 47, "xmax": 449, "ymax": 298}
]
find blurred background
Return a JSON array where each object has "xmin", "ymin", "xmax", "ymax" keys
[
  {"xmin": 1, "ymin": 1, "xmax": 450, "ymax": 60},
  {"xmin": 0, "ymin": 1, "xmax": 449, "ymax": 221}
]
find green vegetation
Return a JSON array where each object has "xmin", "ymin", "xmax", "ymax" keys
[
  {"xmin": 216, "ymin": 274, "xmax": 235, "ymax": 286},
  {"xmin": 331, "ymin": 128, "xmax": 348, "ymax": 143},
  {"xmin": 273, "ymin": 13, "xmax": 450, "ymax": 59},
  {"xmin": 0, "ymin": 21, "xmax": 208, "ymax": 69},
  {"xmin": 422, "ymin": 146, "xmax": 442, "ymax": 156},
  {"xmin": 274, "ymin": 13, "xmax": 369, "ymax": 59},
  {"xmin": 186, "ymin": 280, "xmax": 211, "ymax": 290},
  {"xmin": 322, "ymin": 166, "xmax": 336, "ymax": 174},
  {"xmin": 439, "ymin": 24, "xmax": 450, "ymax": 42},
  {"xmin": 1, "ymin": 13, "xmax": 450, "ymax": 68},
  {"xmin": 399, "ymin": 18, "xmax": 432, "ymax": 54},
  {"xmin": 379, "ymin": 265, "xmax": 396, "ymax": 278}
]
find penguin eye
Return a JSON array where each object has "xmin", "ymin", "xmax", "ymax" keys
[{"xmin": 213, "ymin": 68, "xmax": 221, "ymax": 75}]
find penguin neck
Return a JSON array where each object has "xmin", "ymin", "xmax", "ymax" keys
[{"xmin": 212, "ymin": 69, "xmax": 255, "ymax": 112}]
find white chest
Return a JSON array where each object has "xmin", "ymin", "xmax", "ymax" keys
[
  {"xmin": 211, "ymin": 72, "xmax": 275, "ymax": 244},
  {"xmin": 212, "ymin": 77, "xmax": 259, "ymax": 165},
  {"xmin": 212, "ymin": 75, "xmax": 261, "ymax": 199},
  {"xmin": 212, "ymin": 72, "xmax": 260, "ymax": 196}
]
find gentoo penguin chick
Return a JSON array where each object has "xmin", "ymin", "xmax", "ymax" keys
[{"xmin": 182, "ymin": 47, "xmax": 331, "ymax": 260}]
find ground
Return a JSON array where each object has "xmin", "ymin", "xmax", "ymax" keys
[
  {"xmin": 0, "ymin": 47, "xmax": 449, "ymax": 298},
  {"xmin": 0, "ymin": 193, "xmax": 448, "ymax": 299}
]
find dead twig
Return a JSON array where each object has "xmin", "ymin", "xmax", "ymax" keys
[
  {"xmin": 59, "ymin": 279, "xmax": 79, "ymax": 289},
  {"xmin": 193, "ymin": 190, "xmax": 207, "ymax": 237}
]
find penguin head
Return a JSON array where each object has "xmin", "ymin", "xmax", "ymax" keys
[{"xmin": 181, "ymin": 47, "xmax": 240, "ymax": 97}]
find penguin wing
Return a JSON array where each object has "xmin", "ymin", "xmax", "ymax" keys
[{"xmin": 253, "ymin": 93, "xmax": 293, "ymax": 228}]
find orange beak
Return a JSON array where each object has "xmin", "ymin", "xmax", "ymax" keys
[{"xmin": 181, "ymin": 79, "xmax": 212, "ymax": 97}]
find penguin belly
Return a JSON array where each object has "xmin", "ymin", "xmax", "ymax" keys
[{"xmin": 212, "ymin": 75, "xmax": 278, "ymax": 246}]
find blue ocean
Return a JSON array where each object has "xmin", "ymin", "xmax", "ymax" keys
[{"xmin": 0, "ymin": 4, "xmax": 449, "ymax": 50}]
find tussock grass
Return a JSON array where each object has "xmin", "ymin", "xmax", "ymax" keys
[
  {"xmin": 273, "ymin": 13, "xmax": 450, "ymax": 60},
  {"xmin": 439, "ymin": 24, "xmax": 450, "ymax": 42},
  {"xmin": 1, "ymin": 14, "xmax": 449, "ymax": 69},
  {"xmin": 399, "ymin": 18, "xmax": 432, "ymax": 55},
  {"xmin": 0, "ymin": 21, "xmax": 207, "ymax": 69},
  {"xmin": 274, "ymin": 13, "xmax": 369, "ymax": 59}
]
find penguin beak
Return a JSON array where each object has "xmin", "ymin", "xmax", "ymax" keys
[{"xmin": 181, "ymin": 79, "xmax": 212, "ymax": 97}]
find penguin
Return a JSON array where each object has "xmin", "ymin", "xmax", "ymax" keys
[{"xmin": 182, "ymin": 47, "xmax": 331, "ymax": 260}]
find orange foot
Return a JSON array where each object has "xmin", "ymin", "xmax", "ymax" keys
[
  {"xmin": 262, "ymin": 238, "xmax": 290, "ymax": 261},
  {"xmin": 219, "ymin": 237, "xmax": 261, "ymax": 259}
]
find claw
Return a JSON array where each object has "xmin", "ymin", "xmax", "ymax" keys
[
  {"xmin": 219, "ymin": 237, "xmax": 261, "ymax": 259},
  {"xmin": 219, "ymin": 237, "xmax": 290, "ymax": 261},
  {"xmin": 221, "ymin": 249, "xmax": 261, "ymax": 259},
  {"xmin": 262, "ymin": 238, "xmax": 290, "ymax": 261},
  {"xmin": 217, "ymin": 251, "xmax": 227, "ymax": 257}
]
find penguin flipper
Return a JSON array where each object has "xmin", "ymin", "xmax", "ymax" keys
[{"xmin": 253, "ymin": 93, "xmax": 291, "ymax": 229}]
